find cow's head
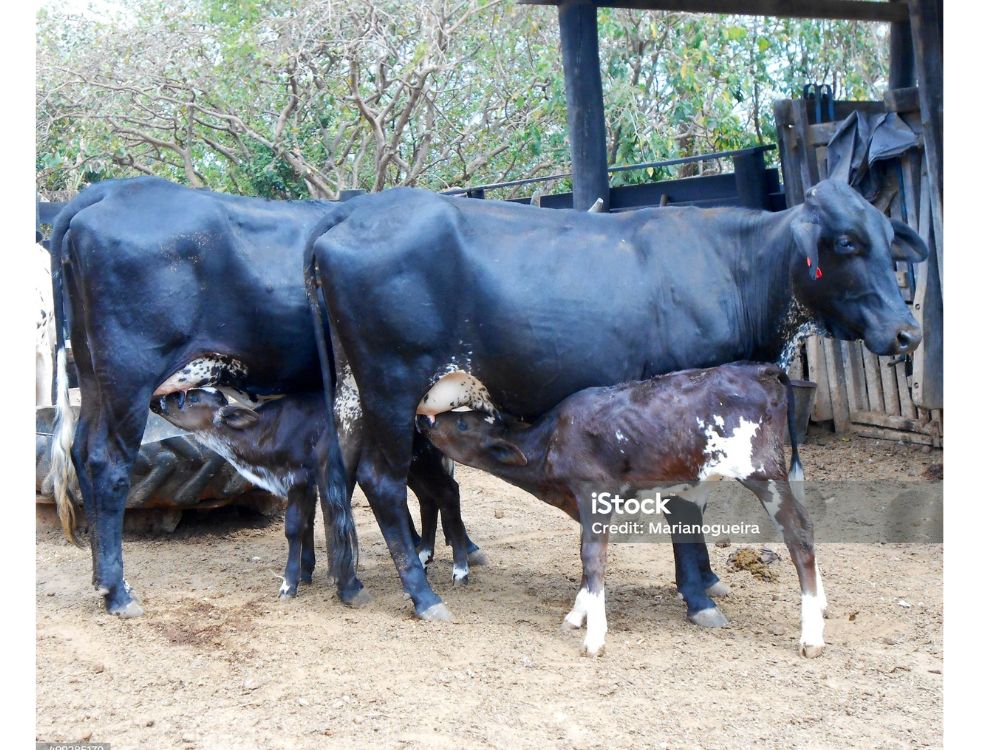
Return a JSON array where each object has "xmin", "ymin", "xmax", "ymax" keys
[
  {"xmin": 416, "ymin": 411, "xmax": 527, "ymax": 473},
  {"xmin": 151, "ymin": 388, "xmax": 259, "ymax": 433},
  {"xmin": 789, "ymin": 180, "xmax": 928, "ymax": 356}
]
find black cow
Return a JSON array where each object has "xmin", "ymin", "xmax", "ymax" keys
[
  {"xmin": 47, "ymin": 177, "xmax": 473, "ymax": 616},
  {"xmin": 308, "ymin": 178, "xmax": 927, "ymax": 621},
  {"xmin": 417, "ymin": 363, "xmax": 823, "ymax": 657},
  {"xmin": 150, "ymin": 388, "xmax": 471, "ymax": 597}
]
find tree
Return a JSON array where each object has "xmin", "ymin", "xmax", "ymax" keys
[{"xmin": 37, "ymin": 0, "xmax": 887, "ymax": 198}]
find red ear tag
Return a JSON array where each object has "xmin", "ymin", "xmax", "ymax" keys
[
  {"xmin": 806, "ymin": 258, "xmax": 812, "ymax": 267},
  {"xmin": 815, "ymin": 267, "xmax": 823, "ymax": 279}
]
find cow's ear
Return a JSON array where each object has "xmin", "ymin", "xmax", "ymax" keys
[
  {"xmin": 487, "ymin": 438, "xmax": 528, "ymax": 466},
  {"xmin": 890, "ymin": 219, "xmax": 929, "ymax": 262},
  {"xmin": 791, "ymin": 221, "xmax": 822, "ymax": 280},
  {"xmin": 216, "ymin": 404, "xmax": 259, "ymax": 430}
]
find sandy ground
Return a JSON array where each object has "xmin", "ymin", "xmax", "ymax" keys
[{"xmin": 36, "ymin": 428, "xmax": 943, "ymax": 749}]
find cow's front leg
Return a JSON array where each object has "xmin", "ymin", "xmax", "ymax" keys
[
  {"xmin": 743, "ymin": 478, "xmax": 825, "ymax": 657},
  {"xmin": 669, "ymin": 495, "xmax": 728, "ymax": 627},
  {"xmin": 357, "ymin": 438, "xmax": 451, "ymax": 621}
]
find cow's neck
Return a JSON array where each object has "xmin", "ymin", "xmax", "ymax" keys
[{"xmin": 735, "ymin": 206, "xmax": 817, "ymax": 365}]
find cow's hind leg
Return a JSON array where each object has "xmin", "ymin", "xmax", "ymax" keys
[
  {"xmin": 280, "ymin": 484, "xmax": 313, "ymax": 598},
  {"xmin": 73, "ymin": 398, "xmax": 147, "ymax": 616},
  {"xmin": 357, "ymin": 430, "xmax": 451, "ymax": 620},
  {"xmin": 742, "ymin": 478, "xmax": 825, "ymax": 657}
]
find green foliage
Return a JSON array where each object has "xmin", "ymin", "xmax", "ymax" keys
[{"xmin": 37, "ymin": 0, "xmax": 887, "ymax": 199}]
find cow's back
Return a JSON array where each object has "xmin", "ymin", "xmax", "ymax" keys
[{"xmin": 61, "ymin": 178, "xmax": 336, "ymax": 394}]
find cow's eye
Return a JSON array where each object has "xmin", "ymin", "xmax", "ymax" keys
[{"xmin": 834, "ymin": 236, "xmax": 857, "ymax": 254}]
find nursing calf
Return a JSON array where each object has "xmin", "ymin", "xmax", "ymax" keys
[
  {"xmin": 417, "ymin": 363, "xmax": 825, "ymax": 658},
  {"xmin": 152, "ymin": 389, "xmax": 473, "ymax": 599}
]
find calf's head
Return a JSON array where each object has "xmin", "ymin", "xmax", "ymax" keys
[
  {"xmin": 416, "ymin": 412, "xmax": 527, "ymax": 472},
  {"xmin": 789, "ymin": 179, "xmax": 928, "ymax": 356},
  {"xmin": 151, "ymin": 388, "xmax": 259, "ymax": 434}
]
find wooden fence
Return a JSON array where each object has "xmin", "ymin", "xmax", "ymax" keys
[{"xmin": 774, "ymin": 89, "xmax": 943, "ymax": 447}]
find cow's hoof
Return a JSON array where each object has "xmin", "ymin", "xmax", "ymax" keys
[
  {"xmin": 300, "ymin": 574, "xmax": 313, "ymax": 585},
  {"xmin": 417, "ymin": 602, "xmax": 454, "ymax": 622},
  {"xmin": 562, "ymin": 611, "xmax": 584, "ymax": 630},
  {"xmin": 581, "ymin": 641, "xmax": 605, "ymax": 657},
  {"xmin": 705, "ymin": 581, "xmax": 731, "ymax": 597},
  {"xmin": 278, "ymin": 579, "xmax": 297, "ymax": 599},
  {"xmin": 452, "ymin": 566, "xmax": 470, "ymax": 586},
  {"xmin": 341, "ymin": 587, "xmax": 373, "ymax": 609},
  {"xmin": 800, "ymin": 643, "xmax": 825, "ymax": 658},
  {"xmin": 687, "ymin": 607, "xmax": 729, "ymax": 628},
  {"xmin": 467, "ymin": 550, "xmax": 490, "ymax": 567},
  {"xmin": 110, "ymin": 599, "xmax": 144, "ymax": 618}
]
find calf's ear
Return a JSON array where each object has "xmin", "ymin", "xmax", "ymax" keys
[
  {"xmin": 890, "ymin": 219, "xmax": 929, "ymax": 262},
  {"xmin": 216, "ymin": 404, "xmax": 259, "ymax": 430},
  {"xmin": 487, "ymin": 438, "xmax": 528, "ymax": 466},
  {"xmin": 791, "ymin": 220, "xmax": 822, "ymax": 280}
]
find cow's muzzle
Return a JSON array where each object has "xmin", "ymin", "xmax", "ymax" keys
[{"xmin": 892, "ymin": 324, "xmax": 922, "ymax": 355}]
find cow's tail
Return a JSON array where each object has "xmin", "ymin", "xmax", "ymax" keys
[
  {"xmin": 46, "ymin": 201, "xmax": 87, "ymax": 547},
  {"xmin": 304, "ymin": 206, "xmax": 358, "ymax": 584},
  {"xmin": 777, "ymin": 370, "xmax": 807, "ymax": 503}
]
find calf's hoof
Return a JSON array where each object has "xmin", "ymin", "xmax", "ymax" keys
[
  {"xmin": 467, "ymin": 550, "xmax": 490, "ymax": 567},
  {"xmin": 417, "ymin": 602, "xmax": 454, "ymax": 622},
  {"xmin": 687, "ymin": 607, "xmax": 729, "ymax": 628},
  {"xmin": 581, "ymin": 640, "xmax": 606, "ymax": 658},
  {"xmin": 299, "ymin": 574, "xmax": 313, "ymax": 585},
  {"xmin": 418, "ymin": 548, "xmax": 434, "ymax": 569},
  {"xmin": 452, "ymin": 566, "xmax": 470, "ymax": 586},
  {"xmin": 278, "ymin": 579, "xmax": 297, "ymax": 599},
  {"xmin": 341, "ymin": 587, "xmax": 373, "ymax": 609},
  {"xmin": 800, "ymin": 643, "xmax": 825, "ymax": 658},
  {"xmin": 705, "ymin": 581, "xmax": 731, "ymax": 597},
  {"xmin": 562, "ymin": 616, "xmax": 583, "ymax": 632}
]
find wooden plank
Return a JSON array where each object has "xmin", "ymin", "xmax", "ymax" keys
[
  {"xmin": 822, "ymin": 337, "xmax": 851, "ymax": 433},
  {"xmin": 852, "ymin": 424, "xmax": 935, "ymax": 447},
  {"xmin": 911, "ymin": 166, "xmax": 944, "ymax": 408},
  {"xmin": 884, "ymin": 87, "xmax": 920, "ymax": 113},
  {"xmin": 895, "ymin": 360, "xmax": 917, "ymax": 418},
  {"xmin": 878, "ymin": 356, "xmax": 902, "ymax": 416},
  {"xmin": 842, "ymin": 341, "xmax": 868, "ymax": 414},
  {"xmin": 791, "ymin": 99, "xmax": 820, "ymax": 191},
  {"xmin": 851, "ymin": 409, "xmax": 936, "ymax": 435},
  {"xmin": 907, "ymin": 0, "xmax": 943, "ymax": 289},
  {"xmin": 861, "ymin": 348, "xmax": 886, "ymax": 413},
  {"xmin": 773, "ymin": 100, "xmax": 806, "ymax": 207},
  {"xmin": 806, "ymin": 336, "xmax": 833, "ymax": 421},
  {"xmin": 519, "ymin": 0, "xmax": 909, "ymax": 22}
]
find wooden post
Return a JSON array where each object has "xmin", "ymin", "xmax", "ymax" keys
[
  {"xmin": 889, "ymin": 1, "xmax": 914, "ymax": 89},
  {"xmin": 557, "ymin": 0, "xmax": 610, "ymax": 211},
  {"xmin": 908, "ymin": 0, "xmax": 942, "ymax": 287},
  {"xmin": 733, "ymin": 148, "xmax": 770, "ymax": 210}
]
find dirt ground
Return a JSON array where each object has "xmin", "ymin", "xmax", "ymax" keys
[{"xmin": 36, "ymin": 427, "xmax": 943, "ymax": 749}]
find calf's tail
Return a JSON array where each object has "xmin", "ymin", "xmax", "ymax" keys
[
  {"xmin": 303, "ymin": 207, "xmax": 358, "ymax": 584},
  {"xmin": 777, "ymin": 371, "xmax": 807, "ymax": 502}
]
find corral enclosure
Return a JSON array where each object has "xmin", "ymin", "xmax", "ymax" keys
[
  {"xmin": 35, "ymin": 0, "xmax": 945, "ymax": 747},
  {"xmin": 37, "ymin": 431, "xmax": 943, "ymax": 748}
]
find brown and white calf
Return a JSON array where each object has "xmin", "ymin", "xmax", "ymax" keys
[
  {"xmin": 152, "ymin": 388, "xmax": 469, "ymax": 600},
  {"xmin": 417, "ymin": 362, "xmax": 825, "ymax": 657}
]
